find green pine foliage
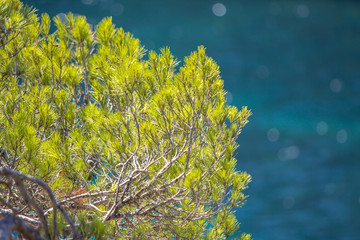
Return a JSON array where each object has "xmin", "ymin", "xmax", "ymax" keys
[{"xmin": 0, "ymin": 0, "xmax": 252, "ymax": 239}]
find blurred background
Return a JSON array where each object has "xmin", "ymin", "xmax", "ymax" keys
[{"xmin": 22, "ymin": 0, "xmax": 360, "ymax": 239}]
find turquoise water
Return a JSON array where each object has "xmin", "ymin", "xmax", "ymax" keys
[{"xmin": 23, "ymin": 0, "xmax": 360, "ymax": 239}]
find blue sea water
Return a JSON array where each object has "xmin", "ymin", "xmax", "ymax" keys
[{"xmin": 22, "ymin": 0, "xmax": 360, "ymax": 239}]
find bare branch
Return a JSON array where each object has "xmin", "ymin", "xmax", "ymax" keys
[
  {"xmin": 0, "ymin": 215, "xmax": 46, "ymax": 240},
  {"xmin": 0, "ymin": 167, "xmax": 82, "ymax": 240}
]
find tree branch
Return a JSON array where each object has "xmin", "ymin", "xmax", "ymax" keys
[
  {"xmin": 0, "ymin": 167, "xmax": 82, "ymax": 240},
  {"xmin": 0, "ymin": 215, "xmax": 46, "ymax": 240}
]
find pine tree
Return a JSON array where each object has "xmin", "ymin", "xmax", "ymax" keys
[{"xmin": 0, "ymin": 0, "xmax": 252, "ymax": 239}]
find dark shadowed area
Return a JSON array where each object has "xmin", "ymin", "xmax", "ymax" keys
[{"xmin": 22, "ymin": 0, "xmax": 360, "ymax": 239}]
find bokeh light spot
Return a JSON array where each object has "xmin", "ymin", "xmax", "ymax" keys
[
  {"xmin": 81, "ymin": 0, "xmax": 97, "ymax": 6},
  {"xmin": 56, "ymin": 13, "xmax": 67, "ymax": 23},
  {"xmin": 316, "ymin": 121, "xmax": 328, "ymax": 135},
  {"xmin": 278, "ymin": 145, "xmax": 300, "ymax": 161},
  {"xmin": 256, "ymin": 65, "xmax": 270, "ymax": 79},
  {"xmin": 267, "ymin": 128, "xmax": 280, "ymax": 142},
  {"xmin": 283, "ymin": 196, "xmax": 295, "ymax": 209},
  {"xmin": 296, "ymin": 4, "xmax": 309, "ymax": 18},
  {"xmin": 110, "ymin": 3, "xmax": 124, "ymax": 16},
  {"xmin": 225, "ymin": 92, "xmax": 233, "ymax": 104},
  {"xmin": 330, "ymin": 78, "xmax": 343, "ymax": 93},
  {"xmin": 170, "ymin": 26, "xmax": 183, "ymax": 40},
  {"xmin": 324, "ymin": 183, "xmax": 336, "ymax": 195},
  {"xmin": 336, "ymin": 130, "xmax": 348, "ymax": 144},
  {"xmin": 212, "ymin": 3, "xmax": 227, "ymax": 17}
]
